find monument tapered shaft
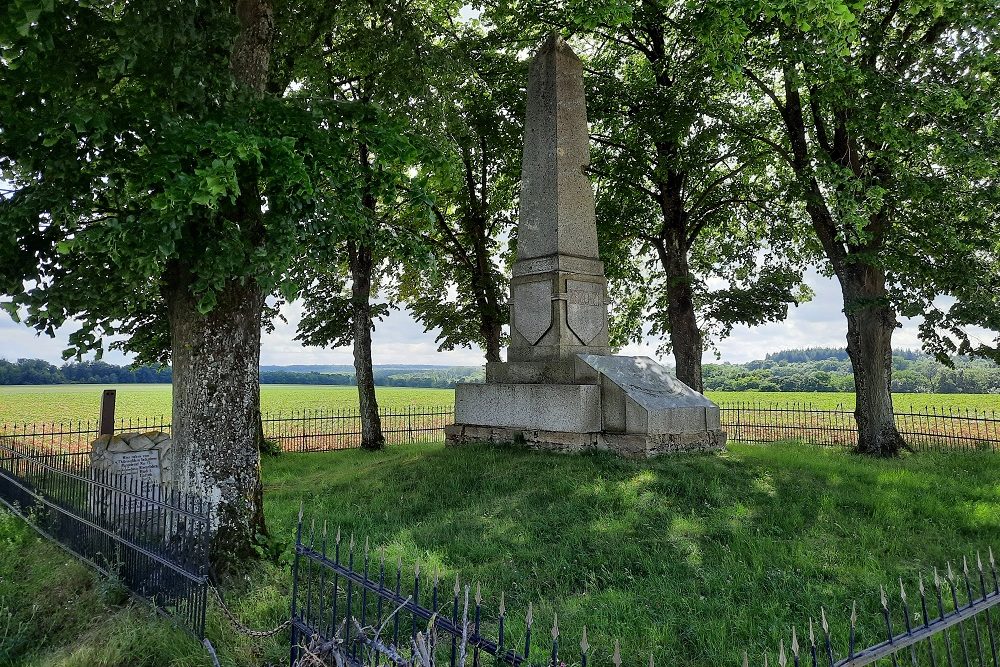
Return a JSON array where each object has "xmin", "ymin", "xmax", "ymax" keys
[
  {"xmin": 509, "ymin": 34, "xmax": 610, "ymax": 362},
  {"xmin": 517, "ymin": 34, "xmax": 600, "ymax": 261}
]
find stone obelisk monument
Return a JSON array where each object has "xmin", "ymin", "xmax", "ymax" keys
[{"xmin": 446, "ymin": 35, "xmax": 725, "ymax": 457}]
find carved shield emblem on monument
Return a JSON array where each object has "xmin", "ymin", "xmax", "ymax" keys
[
  {"xmin": 566, "ymin": 280, "xmax": 606, "ymax": 345},
  {"xmin": 513, "ymin": 280, "xmax": 552, "ymax": 345}
]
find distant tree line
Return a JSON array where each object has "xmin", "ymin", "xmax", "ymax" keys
[
  {"xmin": 704, "ymin": 349, "xmax": 1000, "ymax": 394},
  {"xmin": 0, "ymin": 359, "xmax": 483, "ymax": 389},
  {"xmin": 0, "ymin": 359, "xmax": 172, "ymax": 385}
]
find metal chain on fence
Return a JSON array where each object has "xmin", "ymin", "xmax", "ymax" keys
[{"xmin": 209, "ymin": 584, "xmax": 291, "ymax": 639}]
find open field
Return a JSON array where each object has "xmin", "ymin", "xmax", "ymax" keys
[
  {"xmin": 4, "ymin": 441, "xmax": 1000, "ymax": 665},
  {"xmin": 0, "ymin": 384, "xmax": 455, "ymax": 424},
  {"xmin": 708, "ymin": 390, "xmax": 1000, "ymax": 412},
  {"xmin": 1, "ymin": 384, "xmax": 998, "ymax": 424}
]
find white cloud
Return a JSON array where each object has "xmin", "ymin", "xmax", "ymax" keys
[{"xmin": 1, "ymin": 271, "xmax": 994, "ymax": 368}]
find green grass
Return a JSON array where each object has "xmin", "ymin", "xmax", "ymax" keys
[
  {"xmin": 5, "ymin": 442, "xmax": 1000, "ymax": 665},
  {"xmin": 0, "ymin": 385, "xmax": 455, "ymax": 424},
  {"xmin": 1, "ymin": 385, "xmax": 998, "ymax": 425},
  {"xmin": 0, "ymin": 509, "xmax": 207, "ymax": 666}
]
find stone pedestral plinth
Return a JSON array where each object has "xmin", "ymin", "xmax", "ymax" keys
[
  {"xmin": 89, "ymin": 431, "xmax": 174, "ymax": 524},
  {"xmin": 447, "ymin": 355, "xmax": 725, "ymax": 458},
  {"xmin": 446, "ymin": 35, "xmax": 725, "ymax": 458}
]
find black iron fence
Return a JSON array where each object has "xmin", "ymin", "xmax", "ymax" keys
[
  {"xmin": 2, "ymin": 402, "xmax": 999, "ymax": 458},
  {"xmin": 290, "ymin": 513, "xmax": 604, "ymax": 667},
  {"xmin": 0, "ymin": 416, "xmax": 171, "ymax": 455},
  {"xmin": 263, "ymin": 406, "xmax": 455, "ymax": 452},
  {"xmin": 720, "ymin": 402, "xmax": 999, "ymax": 452},
  {"xmin": 290, "ymin": 512, "xmax": 1000, "ymax": 667},
  {"xmin": 753, "ymin": 549, "xmax": 1000, "ymax": 667},
  {"xmin": 0, "ymin": 408, "xmax": 454, "ymax": 456},
  {"xmin": 0, "ymin": 434, "xmax": 211, "ymax": 638}
]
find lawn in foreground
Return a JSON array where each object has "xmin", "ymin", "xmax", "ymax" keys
[
  {"xmin": 0, "ymin": 510, "xmax": 206, "ymax": 667},
  {"xmin": 2, "ymin": 442, "xmax": 999, "ymax": 666},
  {"xmin": 255, "ymin": 441, "xmax": 1000, "ymax": 667}
]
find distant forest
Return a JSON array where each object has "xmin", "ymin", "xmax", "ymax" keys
[
  {"xmin": 702, "ymin": 349, "xmax": 1000, "ymax": 393},
  {"xmin": 0, "ymin": 358, "xmax": 483, "ymax": 388},
  {"xmin": 1, "ymin": 350, "xmax": 997, "ymax": 393}
]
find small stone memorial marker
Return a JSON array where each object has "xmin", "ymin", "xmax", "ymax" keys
[
  {"xmin": 89, "ymin": 430, "xmax": 174, "ymax": 524},
  {"xmin": 90, "ymin": 430, "xmax": 174, "ymax": 485}
]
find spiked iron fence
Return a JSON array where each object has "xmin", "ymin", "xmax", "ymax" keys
[
  {"xmin": 4, "ymin": 402, "xmax": 998, "ymax": 457},
  {"xmin": 0, "ymin": 435, "xmax": 211, "ymax": 637},
  {"xmin": 753, "ymin": 550, "xmax": 1000, "ymax": 667},
  {"xmin": 720, "ymin": 402, "xmax": 1000, "ymax": 452},
  {"xmin": 0, "ymin": 416, "xmax": 171, "ymax": 456},
  {"xmin": 290, "ymin": 514, "xmax": 617, "ymax": 667},
  {"xmin": 0, "ymin": 407, "xmax": 454, "ymax": 456},
  {"xmin": 263, "ymin": 406, "xmax": 455, "ymax": 452}
]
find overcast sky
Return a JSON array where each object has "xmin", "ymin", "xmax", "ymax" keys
[{"xmin": 0, "ymin": 269, "xmax": 958, "ymax": 368}]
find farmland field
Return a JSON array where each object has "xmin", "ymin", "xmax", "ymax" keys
[
  {"xmin": 0, "ymin": 384, "xmax": 454, "ymax": 424},
  {"xmin": 706, "ymin": 390, "xmax": 1000, "ymax": 412},
  {"xmin": 0, "ymin": 384, "xmax": 998, "ymax": 424}
]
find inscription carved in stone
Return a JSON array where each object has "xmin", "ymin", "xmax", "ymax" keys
[
  {"xmin": 110, "ymin": 450, "xmax": 161, "ymax": 483},
  {"xmin": 566, "ymin": 280, "xmax": 606, "ymax": 345}
]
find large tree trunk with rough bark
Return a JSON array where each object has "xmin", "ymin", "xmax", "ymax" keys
[
  {"xmin": 161, "ymin": 0, "xmax": 274, "ymax": 568},
  {"xmin": 166, "ymin": 268, "xmax": 267, "ymax": 566},
  {"xmin": 348, "ymin": 239, "xmax": 384, "ymax": 450},
  {"xmin": 654, "ymin": 234, "xmax": 704, "ymax": 393},
  {"xmin": 775, "ymin": 71, "xmax": 906, "ymax": 456},
  {"xmin": 840, "ymin": 266, "xmax": 905, "ymax": 456}
]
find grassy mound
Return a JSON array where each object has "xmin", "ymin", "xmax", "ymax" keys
[{"xmin": 4, "ymin": 441, "xmax": 1000, "ymax": 665}]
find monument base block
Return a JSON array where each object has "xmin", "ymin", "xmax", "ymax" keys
[
  {"xmin": 444, "ymin": 424, "xmax": 726, "ymax": 458},
  {"xmin": 454, "ymin": 382, "xmax": 602, "ymax": 433},
  {"xmin": 450, "ymin": 354, "xmax": 727, "ymax": 459}
]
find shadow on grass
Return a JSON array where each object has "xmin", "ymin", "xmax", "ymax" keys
[{"xmin": 261, "ymin": 441, "xmax": 1000, "ymax": 667}]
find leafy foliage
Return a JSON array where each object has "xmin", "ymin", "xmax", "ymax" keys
[
  {"xmin": 698, "ymin": 0, "xmax": 1000, "ymax": 360},
  {"xmin": 395, "ymin": 24, "xmax": 524, "ymax": 362},
  {"xmin": 0, "ymin": 0, "xmax": 354, "ymax": 363}
]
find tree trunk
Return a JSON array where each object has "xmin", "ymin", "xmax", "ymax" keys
[
  {"xmin": 654, "ymin": 235, "xmax": 704, "ymax": 393},
  {"xmin": 166, "ymin": 269, "xmax": 266, "ymax": 567},
  {"xmin": 482, "ymin": 317, "xmax": 502, "ymax": 364},
  {"xmin": 469, "ymin": 215, "xmax": 503, "ymax": 364},
  {"xmin": 348, "ymin": 239, "xmax": 384, "ymax": 450},
  {"xmin": 652, "ymin": 167, "xmax": 704, "ymax": 393},
  {"xmin": 840, "ymin": 267, "xmax": 905, "ymax": 456},
  {"xmin": 776, "ymin": 70, "xmax": 906, "ymax": 456}
]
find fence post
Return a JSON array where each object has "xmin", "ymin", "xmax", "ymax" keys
[{"xmin": 99, "ymin": 389, "xmax": 117, "ymax": 437}]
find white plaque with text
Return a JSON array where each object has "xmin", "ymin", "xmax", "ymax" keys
[{"xmin": 110, "ymin": 450, "xmax": 161, "ymax": 484}]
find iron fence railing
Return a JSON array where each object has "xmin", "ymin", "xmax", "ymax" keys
[
  {"xmin": 753, "ymin": 550, "xmax": 1000, "ymax": 667},
  {"xmin": 290, "ymin": 513, "xmax": 604, "ymax": 667},
  {"xmin": 263, "ymin": 406, "xmax": 455, "ymax": 452},
  {"xmin": 0, "ymin": 416, "xmax": 171, "ymax": 455},
  {"xmin": 0, "ymin": 435, "xmax": 211, "ymax": 638},
  {"xmin": 719, "ymin": 402, "xmax": 1000, "ymax": 452},
  {"xmin": 291, "ymin": 513, "xmax": 1000, "ymax": 667},
  {"xmin": 3, "ymin": 402, "xmax": 999, "ymax": 457},
  {"xmin": 0, "ymin": 408, "xmax": 455, "ymax": 455}
]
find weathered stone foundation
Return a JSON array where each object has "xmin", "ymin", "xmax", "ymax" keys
[{"xmin": 445, "ymin": 424, "xmax": 726, "ymax": 458}]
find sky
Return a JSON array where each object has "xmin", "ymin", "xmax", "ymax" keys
[{"xmin": 0, "ymin": 269, "xmax": 957, "ymax": 368}]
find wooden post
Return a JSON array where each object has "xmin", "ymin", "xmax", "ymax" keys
[{"xmin": 99, "ymin": 389, "xmax": 116, "ymax": 436}]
